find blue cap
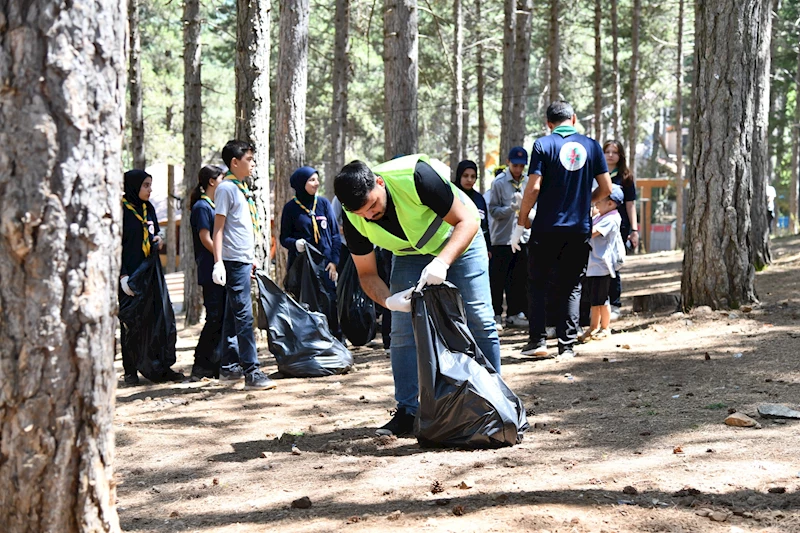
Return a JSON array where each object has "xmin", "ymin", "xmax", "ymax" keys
[
  {"xmin": 507, "ymin": 146, "xmax": 528, "ymax": 165},
  {"xmin": 610, "ymin": 184, "xmax": 624, "ymax": 205}
]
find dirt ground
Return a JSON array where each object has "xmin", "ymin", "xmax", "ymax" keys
[{"xmin": 114, "ymin": 236, "xmax": 800, "ymax": 533}]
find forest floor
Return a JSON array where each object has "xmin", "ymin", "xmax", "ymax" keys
[{"xmin": 114, "ymin": 235, "xmax": 800, "ymax": 533}]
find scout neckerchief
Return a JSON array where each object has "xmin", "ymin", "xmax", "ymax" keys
[
  {"xmin": 293, "ymin": 195, "xmax": 320, "ymax": 244},
  {"xmin": 226, "ymin": 172, "xmax": 260, "ymax": 237},
  {"xmin": 552, "ymin": 125, "xmax": 578, "ymax": 137},
  {"xmin": 201, "ymin": 194, "xmax": 215, "ymax": 209},
  {"xmin": 609, "ymin": 168, "xmax": 619, "ymax": 183},
  {"xmin": 508, "ymin": 170, "xmax": 523, "ymax": 214},
  {"xmin": 122, "ymin": 198, "xmax": 151, "ymax": 257}
]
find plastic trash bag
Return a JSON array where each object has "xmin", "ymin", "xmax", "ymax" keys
[
  {"xmin": 284, "ymin": 242, "xmax": 332, "ymax": 316},
  {"xmin": 118, "ymin": 256, "xmax": 177, "ymax": 381},
  {"xmin": 256, "ymin": 271, "xmax": 353, "ymax": 377},
  {"xmin": 336, "ymin": 255, "xmax": 376, "ymax": 346},
  {"xmin": 411, "ymin": 283, "xmax": 529, "ymax": 449}
]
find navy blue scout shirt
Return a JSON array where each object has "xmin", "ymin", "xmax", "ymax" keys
[
  {"xmin": 528, "ymin": 129, "xmax": 608, "ymax": 234},
  {"xmin": 280, "ymin": 195, "xmax": 341, "ymax": 268},
  {"xmin": 610, "ymin": 169, "xmax": 637, "ymax": 235},
  {"xmin": 190, "ymin": 199, "xmax": 215, "ymax": 285}
]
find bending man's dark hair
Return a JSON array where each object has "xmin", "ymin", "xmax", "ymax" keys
[
  {"xmin": 546, "ymin": 100, "xmax": 575, "ymax": 124},
  {"xmin": 221, "ymin": 140, "xmax": 254, "ymax": 168},
  {"xmin": 190, "ymin": 165, "xmax": 225, "ymax": 207},
  {"xmin": 334, "ymin": 160, "xmax": 376, "ymax": 212}
]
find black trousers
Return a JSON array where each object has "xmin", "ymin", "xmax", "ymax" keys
[
  {"xmin": 490, "ymin": 244, "xmax": 529, "ymax": 317},
  {"xmin": 527, "ymin": 233, "xmax": 590, "ymax": 351},
  {"xmin": 192, "ymin": 283, "xmax": 226, "ymax": 377},
  {"xmin": 376, "ymin": 247, "xmax": 393, "ymax": 348}
]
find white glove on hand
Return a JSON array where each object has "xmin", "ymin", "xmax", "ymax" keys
[
  {"xmin": 120, "ymin": 276, "xmax": 135, "ymax": 297},
  {"xmin": 384, "ymin": 287, "xmax": 414, "ymax": 313},
  {"xmin": 511, "ymin": 191, "xmax": 523, "ymax": 211},
  {"xmin": 212, "ymin": 261, "xmax": 226, "ymax": 286},
  {"xmin": 510, "ymin": 224, "xmax": 526, "ymax": 253},
  {"xmin": 415, "ymin": 257, "xmax": 449, "ymax": 292},
  {"xmin": 295, "ymin": 239, "xmax": 306, "ymax": 253}
]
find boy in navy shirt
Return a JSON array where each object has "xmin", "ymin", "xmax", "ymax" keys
[{"xmin": 510, "ymin": 101, "xmax": 612, "ymax": 359}]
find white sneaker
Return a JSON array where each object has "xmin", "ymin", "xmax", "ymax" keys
[
  {"xmin": 494, "ymin": 315, "xmax": 504, "ymax": 332},
  {"xmin": 505, "ymin": 312, "xmax": 529, "ymax": 328},
  {"xmin": 610, "ymin": 306, "xmax": 621, "ymax": 321}
]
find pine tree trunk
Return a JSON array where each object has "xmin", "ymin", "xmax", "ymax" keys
[
  {"xmin": 628, "ymin": 0, "xmax": 641, "ymax": 173},
  {"xmin": 449, "ymin": 0, "xmax": 464, "ymax": 176},
  {"xmin": 750, "ymin": 0, "xmax": 773, "ymax": 269},
  {"xmin": 236, "ymin": 0, "xmax": 272, "ymax": 268},
  {"xmin": 328, "ymin": 0, "xmax": 350, "ymax": 198},
  {"xmin": 509, "ymin": 0, "xmax": 533, "ymax": 148},
  {"xmin": 611, "ymin": 0, "xmax": 621, "ymax": 140},
  {"xmin": 790, "ymin": 45, "xmax": 800, "ymax": 234},
  {"xmin": 183, "ymin": 0, "xmax": 203, "ymax": 324},
  {"xmin": 129, "ymin": 0, "xmax": 146, "ymax": 169},
  {"xmin": 0, "ymin": 0, "xmax": 124, "ymax": 530},
  {"xmin": 167, "ymin": 164, "xmax": 177, "ymax": 273},
  {"xmin": 462, "ymin": 68, "xmax": 470, "ymax": 154},
  {"xmin": 548, "ymin": 0, "xmax": 560, "ymax": 101},
  {"xmin": 593, "ymin": 0, "xmax": 602, "ymax": 140},
  {"xmin": 383, "ymin": 0, "xmax": 418, "ymax": 161},
  {"xmin": 766, "ymin": 0, "xmax": 782, "ymax": 181},
  {"xmin": 499, "ymin": 0, "xmax": 515, "ymax": 157},
  {"xmin": 275, "ymin": 0, "xmax": 310, "ymax": 285},
  {"xmin": 675, "ymin": 0, "xmax": 685, "ymax": 248},
  {"xmin": 682, "ymin": 0, "xmax": 769, "ymax": 309},
  {"xmin": 476, "ymin": 0, "xmax": 486, "ymax": 192}
]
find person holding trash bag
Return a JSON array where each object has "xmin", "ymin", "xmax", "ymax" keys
[
  {"xmin": 189, "ymin": 165, "xmax": 226, "ymax": 380},
  {"xmin": 119, "ymin": 169, "xmax": 184, "ymax": 385},
  {"xmin": 334, "ymin": 155, "xmax": 500, "ymax": 437}
]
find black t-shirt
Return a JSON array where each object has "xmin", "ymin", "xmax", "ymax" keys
[{"xmin": 343, "ymin": 161, "xmax": 454, "ymax": 256}]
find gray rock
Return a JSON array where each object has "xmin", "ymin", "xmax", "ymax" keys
[{"xmin": 757, "ymin": 404, "xmax": 800, "ymax": 419}]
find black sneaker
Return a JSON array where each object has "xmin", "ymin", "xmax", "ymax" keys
[
  {"xmin": 123, "ymin": 373, "xmax": 139, "ymax": 386},
  {"xmin": 375, "ymin": 409, "xmax": 415, "ymax": 437},
  {"xmin": 220, "ymin": 364, "xmax": 245, "ymax": 381},
  {"xmin": 520, "ymin": 340, "xmax": 550, "ymax": 357},
  {"xmin": 244, "ymin": 369, "xmax": 277, "ymax": 390}
]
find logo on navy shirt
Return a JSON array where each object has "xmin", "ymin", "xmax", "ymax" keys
[{"xmin": 559, "ymin": 142, "xmax": 588, "ymax": 171}]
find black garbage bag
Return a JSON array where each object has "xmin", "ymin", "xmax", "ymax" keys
[
  {"xmin": 284, "ymin": 242, "xmax": 331, "ymax": 315},
  {"xmin": 411, "ymin": 283, "xmax": 528, "ymax": 449},
  {"xmin": 256, "ymin": 271, "xmax": 353, "ymax": 377},
  {"xmin": 118, "ymin": 256, "xmax": 177, "ymax": 381},
  {"xmin": 336, "ymin": 255, "xmax": 376, "ymax": 346}
]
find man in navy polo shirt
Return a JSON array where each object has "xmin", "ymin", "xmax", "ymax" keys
[{"xmin": 510, "ymin": 101, "xmax": 612, "ymax": 359}]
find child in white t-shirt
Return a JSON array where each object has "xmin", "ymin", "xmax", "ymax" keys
[{"xmin": 580, "ymin": 184, "xmax": 625, "ymax": 342}]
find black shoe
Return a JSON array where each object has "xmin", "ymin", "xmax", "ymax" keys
[
  {"xmin": 123, "ymin": 373, "xmax": 139, "ymax": 386},
  {"xmin": 520, "ymin": 340, "xmax": 550, "ymax": 357},
  {"xmin": 190, "ymin": 366, "xmax": 217, "ymax": 382},
  {"xmin": 244, "ymin": 369, "xmax": 277, "ymax": 390},
  {"xmin": 220, "ymin": 364, "xmax": 244, "ymax": 381},
  {"xmin": 163, "ymin": 369, "xmax": 186, "ymax": 382},
  {"xmin": 375, "ymin": 409, "xmax": 415, "ymax": 437}
]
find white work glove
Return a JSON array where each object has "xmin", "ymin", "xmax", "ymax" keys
[
  {"xmin": 212, "ymin": 261, "xmax": 226, "ymax": 286},
  {"xmin": 510, "ymin": 224, "xmax": 526, "ymax": 253},
  {"xmin": 384, "ymin": 287, "xmax": 414, "ymax": 313},
  {"xmin": 510, "ymin": 191, "xmax": 523, "ymax": 211},
  {"xmin": 120, "ymin": 276, "xmax": 135, "ymax": 297},
  {"xmin": 295, "ymin": 238, "xmax": 306, "ymax": 253},
  {"xmin": 415, "ymin": 257, "xmax": 449, "ymax": 292}
]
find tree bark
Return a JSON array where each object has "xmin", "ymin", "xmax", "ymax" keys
[
  {"xmin": 384, "ymin": 0, "xmax": 419, "ymax": 161},
  {"xmin": 682, "ymin": 0, "xmax": 769, "ymax": 309},
  {"xmin": 750, "ymin": 0, "xmax": 773, "ymax": 269},
  {"xmin": 611, "ymin": 0, "xmax": 621, "ymax": 140},
  {"xmin": 462, "ymin": 67, "xmax": 470, "ymax": 155},
  {"xmin": 548, "ymin": 0, "xmax": 560, "ymax": 102},
  {"xmin": 499, "ymin": 0, "xmax": 515, "ymax": 157},
  {"xmin": 476, "ymin": 0, "xmax": 486, "ymax": 192},
  {"xmin": 790, "ymin": 43, "xmax": 800, "ymax": 234},
  {"xmin": 183, "ymin": 0, "xmax": 203, "ymax": 324},
  {"xmin": 509, "ymin": 0, "xmax": 533, "ymax": 149},
  {"xmin": 0, "ymin": 0, "xmax": 125, "ymax": 530},
  {"xmin": 328, "ymin": 0, "xmax": 350, "ymax": 198},
  {"xmin": 593, "ymin": 0, "xmax": 602, "ymax": 140},
  {"xmin": 167, "ymin": 164, "xmax": 177, "ymax": 273},
  {"xmin": 275, "ymin": 0, "xmax": 310, "ymax": 285},
  {"xmin": 449, "ymin": 0, "xmax": 464, "ymax": 176},
  {"xmin": 235, "ymin": 0, "xmax": 272, "ymax": 269},
  {"xmin": 129, "ymin": 0, "xmax": 146, "ymax": 169},
  {"xmin": 675, "ymin": 0, "xmax": 685, "ymax": 248},
  {"xmin": 766, "ymin": 0, "xmax": 782, "ymax": 182},
  {"xmin": 628, "ymin": 0, "xmax": 641, "ymax": 173}
]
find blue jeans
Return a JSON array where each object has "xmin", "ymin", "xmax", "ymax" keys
[
  {"xmin": 221, "ymin": 261, "xmax": 259, "ymax": 374},
  {"xmin": 389, "ymin": 234, "xmax": 499, "ymax": 415}
]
